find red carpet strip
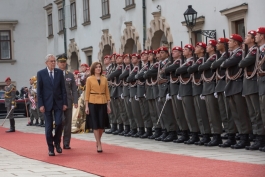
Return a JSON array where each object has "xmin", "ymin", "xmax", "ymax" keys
[{"xmin": 0, "ymin": 127, "xmax": 264, "ymax": 177}]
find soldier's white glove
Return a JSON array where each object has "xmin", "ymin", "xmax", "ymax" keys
[
  {"xmin": 158, "ymin": 98, "xmax": 161, "ymax": 102},
  {"xmin": 32, "ymin": 89, "xmax": 37, "ymax": 93},
  {"xmin": 135, "ymin": 95, "xmax": 139, "ymax": 101},
  {"xmin": 144, "ymin": 94, "xmax": 146, "ymax": 98},
  {"xmin": 129, "ymin": 98, "xmax": 131, "ymax": 102},
  {"xmin": 121, "ymin": 93, "xmax": 124, "ymax": 99},
  {"xmin": 223, "ymin": 91, "xmax": 226, "ymax": 97},
  {"xmin": 214, "ymin": 92, "xmax": 218, "ymax": 98},
  {"xmin": 242, "ymin": 95, "xmax": 245, "ymax": 97},
  {"xmin": 11, "ymin": 106, "xmax": 15, "ymax": 109},
  {"xmin": 200, "ymin": 94, "xmax": 205, "ymax": 100},
  {"xmin": 177, "ymin": 94, "xmax": 182, "ymax": 100},
  {"xmin": 166, "ymin": 93, "xmax": 172, "ymax": 101}
]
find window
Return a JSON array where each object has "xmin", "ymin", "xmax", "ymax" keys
[
  {"xmin": 87, "ymin": 55, "xmax": 92, "ymax": 66},
  {"xmin": 125, "ymin": 0, "xmax": 134, "ymax": 6},
  {"xmin": 58, "ymin": 9, "xmax": 63, "ymax": 32},
  {"xmin": 83, "ymin": 0, "xmax": 90, "ymax": 23},
  {"xmin": 70, "ymin": 2, "xmax": 77, "ymax": 27},
  {"xmin": 48, "ymin": 14, "xmax": 53, "ymax": 36},
  {"xmin": 193, "ymin": 31, "xmax": 202, "ymax": 44},
  {"xmin": 0, "ymin": 30, "xmax": 11, "ymax": 60},
  {"xmin": 235, "ymin": 19, "xmax": 245, "ymax": 38},
  {"xmin": 102, "ymin": 0, "xmax": 110, "ymax": 16}
]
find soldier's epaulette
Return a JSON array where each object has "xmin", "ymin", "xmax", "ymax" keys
[
  {"xmin": 235, "ymin": 50, "xmax": 242, "ymax": 57},
  {"xmin": 196, "ymin": 58, "xmax": 203, "ymax": 64},
  {"xmin": 117, "ymin": 65, "xmax": 122, "ymax": 70},
  {"xmin": 153, "ymin": 63, "xmax": 159, "ymax": 68},
  {"xmin": 250, "ymin": 48, "xmax": 257, "ymax": 56},
  {"xmin": 186, "ymin": 61, "xmax": 193, "ymax": 66},
  {"xmin": 209, "ymin": 55, "xmax": 217, "ymax": 61}
]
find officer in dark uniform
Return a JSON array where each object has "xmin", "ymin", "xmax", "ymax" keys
[
  {"xmin": 211, "ymin": 38, "xmax": 237, "ymax": 148},
  {"xmin": 119, "ymin": 54, "xmax": 138, "ymax": 136},
  {"xmin": 164, "ymin": 46, "xmax": 189, "ymax": 143},
  {"xmin": 108, "ymin": 54, "xmax": 129, "ymax": 135},
  {"xmin": 255, "ymin": 27, "xmax": 265, "ymax": 152},
  {"xmin": 127, "ymin": 53, "xmax": 145, "ymax": 137},
  {"xmin": 199, "ymin": 40, "xmax": 223, "ymax": 146},
  {"xmin": 221, "ymin": 34, "xmax": 252, "ymax": 149},
  {"xmin": 176, "ymin": 44, "xmax": 200, "ymax": 144}
]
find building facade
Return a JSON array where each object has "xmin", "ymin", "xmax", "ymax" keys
[{"xmin": 0, "ymin": 0, "xmax": 263, "ymax": 89}]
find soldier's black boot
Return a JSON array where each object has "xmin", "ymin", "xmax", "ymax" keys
[
  {"xmin": 120, "ymin": 125, "xmax": 130, "ymax": 136},
  {"xmin": 6, "ymin": 119, "xmax": 15, "ymax": 133},
  {"xmin": 125, "ymin": 128, "xmax": 137, "ymax": 137},
  {"xmin": 195, "ymin": 134, "xmax": 211, "ymax": 145},
  {"xmin": 221, "ymin": 133, "xmax": 229, "ymax": 139},
  {"xmin": 162, "ymin": 131, "xmax": 177, "ymax": 142},
  {"xmin": 27, "ymin": 119, "xmax": 33, "ymax": 126},
  {"xmin": 249, "ymin": 133, "xmax": 256, "ymax": 142},
  {"xmin": 219, "ymin": 134, "xmax": 236, "ymax": 147},
  {"xmin": 37, "ymin": 120, "xmax": 45, "ymax": 127},
  {"xmin": 173, "ymin": 130, "xmax": 189, "ymax": 143},
  {"xmin": 113, "ymin": 124, "xmax": 124, "ymax": 135},
  {"xmin": 132, "ymin": 127, "xmax": 145, "ymax": 138},
  {"xmin": 246, "ymin": 135, "xmax": 265, "ymax": 150},
  {"xmin": 184, "ymin": 132, "xmax": 200, "ymax": 145},
  {"xmin": 259, "ymin": 146, "xmax": 265, "ymax": 152},
  {"xmin": 231, "ymin": 134, "xmax": 250, "ymax": 149},
  {"xmin": 34, "ymin": 119, "xmax": 39, "ymax": 126},
  {"xmin": 205, "ymin": 134, "xmax": 222, "ymax": 146},
  {"xmin": 149, "ymin": 128, "xmax": 162, "ymax": 139},
  {"xmin": 155, "ymin": 130, "xmax": 168, "ymax": 141},
  {"xmin": 140, "ymin": 127, "xmax": 153, "ymax": 139},
  {"xmin": 105, "ymin": 123, "xmax": 117, "ymax": 134}
]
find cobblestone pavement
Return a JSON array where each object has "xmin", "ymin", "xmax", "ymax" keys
[{"xmin": 1, "ymin": 118, "xmax": 265, "ymax": 177}]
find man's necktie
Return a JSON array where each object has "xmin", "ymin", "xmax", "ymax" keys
[{"xmin": 49, "ymin": 71, "xmax": 54, "ymax": 84}]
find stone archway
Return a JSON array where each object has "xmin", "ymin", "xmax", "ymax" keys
[
  {"xmin": 120, "ymin": 21, "xmax": 141, "ymax": 54},
  {"xmin": 145, "ymin": 11, "xmax": 173, "ymax": 50},
  {"xmin": 98, "ymin": 29, "xmax": 116, "ymax": 62},
  {"xmin": 67, "ymin": 38, "xmax": 81, "ymax": 71}
]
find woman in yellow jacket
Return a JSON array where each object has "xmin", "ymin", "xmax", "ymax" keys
[{"xmin": 85, "ymin": 62, "xmax": 111, "ymax": 152}]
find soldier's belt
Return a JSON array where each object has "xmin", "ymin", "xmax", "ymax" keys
[
  {"xmin": 258, "ymin": 73, "xmax": 265, "ymax": 76},
  {"xmin": 247, "ymin": 72, "xmax": 253, "ymax": 76},
  {"xmin": 158, "ymin": 79, "xmax": 168, "ymax": 85},
  {"xmin": 194, "ymin": 78, "xmax": 201, "ymax": 83},
  {"xmin": 171, "ymin": 77, "xmax": 178, "ymax": 81}
]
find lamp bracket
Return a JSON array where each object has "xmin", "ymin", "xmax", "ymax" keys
[{"xmin": 199, "ymin": 30, "xmax": 216, "ymax": 39}]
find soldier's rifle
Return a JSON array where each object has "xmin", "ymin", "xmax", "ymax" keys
[
  {"xmin": 223, "ymin": 29, "xmax": 229, "ymax": 58},
  {"xmin": 181, "ymin": 41, "xmax": 184, "ymax": 63},
  {"xmin": 191, "ymin": 38, "xmax": 197, "ymax": 61}
]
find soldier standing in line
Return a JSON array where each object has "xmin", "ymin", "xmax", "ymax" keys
[
  {"xmin": 176, "ymin": 44, "xmax": 200, "ymax": 144},
  {"xmin": 239, "ymin": 30, "xmax": 265, "ymax": 150},
  {"xmin": 211, "ymin": 38, "xmax": 237, "ymax": 148},
  {"xmin": 199, "ymin": 40, "xmax": 223, "ymax": 146},
  {"xmin": 164, "ymin": 46, "xmax": 190, "ymax": 143},
  {"xmin": 119, "ymin": 54, "xmax": 138, "ymax": 136},
  {"xmin": 4, "ymin": 77, "xmax": 16, "ymax": 133},
  {"xmin": 135, "ymin": 51, "xmax": 153, "ymax": 138},
  {"xmin": 57, "ymin": 54, "xmax": 78, "ymax": 149},
  {"xmin": 221, "ymin": 34, "xmax": 252, "ymax": 149},
  {"xmin": 255, "ymin": 27, "xmax": 265, "ymax": 152},
  {"xmin": 108, "ymin": 54, "xmax": 128, "ymax": 135},
  {"xmin": 127, "ymin": 53, "xmax": 145, "ymax": 137},
  {"xmin": 154, "ymin": 47, "xmax": 178, "ymax": 142}
]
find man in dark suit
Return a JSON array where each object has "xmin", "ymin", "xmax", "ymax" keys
[
  {"xmin": 37, "ymin": 54, "xmax": 68, "ymax": 156},
  {"xmin": 57, "ymin": 54, "xmax": 78, "ymax": 149}
]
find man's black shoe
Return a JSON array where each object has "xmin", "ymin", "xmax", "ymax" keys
[
  {"xmin": 55, "ymin": 144, "xmax": 62, "ymax": 153},
  {"xmin": 63, "ymin": 145, "xmax": 71, "ymax": 149},
  {"xmin": 40, "ymin": 124, "xmax": 45, "ymax": 127},
  {"xmin": 49, "ymin": 151, "xmax": 55, "ymax": 156}
]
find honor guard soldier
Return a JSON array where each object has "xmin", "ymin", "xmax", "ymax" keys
[
  {"xmin": 119, "ymin": 54, "xmax": 138, "ymax": 136},
  {"xmin": 255, "ymin": 27, "xmax": 265, "ymax": 152},
  {"xmin": 4, "ymin": 77, "xmax": 16, "ymax": 133},
  {"xmin": 211, "ymin": 38, "xmax": 237, "ymax": 148},
  {"xmin": 108, "ymin": 54, "xmax": 128, "ymax": 135},
  {"xmin": 221, "ymin": 34, "xmax": 252, "ymax": 149},
  {"xmin": 164, "ymin": 46, "xmax": 190, "ymax": 143},
  {"xmin": 187, "ymin": 42, "xmax": 211, "ymax": 145},
  {"xmin": 104, "ymin": 55, "xmax": 118, "ymax": 134},
  {"xmin": 135, "ymin": 51, "xmax": 153, "ymax": 138},
  {"xmin": 239, "ymin": 30, "xmax": 265, "ymax": 150},
  {"xmin": 199, "ymin": 40, "xmax": 223, "ymax": 146},
  {"xmin": 155, "ymin": 46, "xmax": 178, "ymax": 142},
  {"xmin": 176, "ymin": 44, "xmax": 200, "ymax": 144},
  {"xmin": 127, "ymin": 53, "xmax": 145, "ymax": 137}
]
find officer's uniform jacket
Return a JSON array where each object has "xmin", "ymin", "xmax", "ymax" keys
[
  {"xmin": 119, "ymin": 64, "xmax": 131, "ymax": 97},
  {"xmin": 257, "ymin": 44, "xmax": 265, "ymax": 96},
  {"xmin": 221, "ymin": 47, "xmax": 244, "ymax": 97},
  {"xmin": 165, "ymin": 58, "xmax": 182, "ymax": 96},
  {"xmin": 108, "ymin": 64, "xmax": 123, "ymax": 98},
  {"xmin": 144, "ymin": 62, "xmax": 159, "ymax": 99},
  {"xmin": 176, "ymin": 57, "xmax": 194, "ymax": 97},
  {"xmin": 211, "ymin": 52, "xmax": 229, "ymax": 93},
  {"xmin": 127, "ymin": 65, "xmax": 139, "ymax": 98},
  {"xmin": 4, "ymin": 84, "xmax": 16, "ymax": 108},
  {"xmin": 239, "ymin": 45, "xmax": 259, "ymax": 96},
  {"xmin": 187, "ymin": 57, "xmax": 205, "ymax": 96},
  {"xmin": 198, "ymin": 54, "xmax": 217, "ymax": 95},
  {"xmin": 157, "ymin": 58, "xmax": 170, "ymax": 98},
  {"xmin": 136, "ymin": 63, "xmax": 149, "ymax": 98},
  {"xmin": 29, "ymin": 84, "xmax": 37, "ymax": 109},
  {"xmin": 64, "ymin": 71, "xmax": 78, "ymax": 108}
]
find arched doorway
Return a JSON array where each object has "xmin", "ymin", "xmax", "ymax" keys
[
  {"xmin": 70, "ymin": 52, "xmax": 78, "ymax": 71},
  {"xmin": 67, "ymin": 38, "xmax": 81, "ymax": 71},
  {"xmin": 98, "ymin": 29, "xmax": 116, "ymax": 62},
  {"xmin": 151, "ymin": 30, "xmax": 168, "ymax": 50},
  {"xmin": 124, "ymin": 38, "xmax": 137, "ymax": 54}
]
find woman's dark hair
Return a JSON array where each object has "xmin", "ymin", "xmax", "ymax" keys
[{"xmin": 90, "ymin": 62, "xmax": 103, "ymax": 75}]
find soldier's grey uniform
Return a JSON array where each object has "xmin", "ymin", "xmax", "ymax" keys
[
  {"xmin": 176, "ymin": 57, "xmax": 199, "ymax": 133},
  {"xmin": 199, "ymin": 54, "xmax": 223, "ymax": 134},
  {"xmin": 106, "ymin": 64, "xmax": 115, "ymax": 124},
  {"xmin": 4, "ymin": 83, "xmax": 16, "ymax": 132},
  {"xmin": 211, "ymin": 52, "xmax": 237, "ymax": 134},
  {"xmin": 187, "ymin": 57, "xmax": 211, "ymax": 135},
  {"xmin": 28, "ymin": 85, "xmax": 44, "ymax": 123},
  {"xmin": 63, "ymin": 70, "xmax": 78, "ymax": 147},
  {"xmin": 258, "ymin": 44, "xmax": 265, "ymax": 128},
  {"xmin": 221, "ymin": 48, "xmax": 252, "ymax": 135}
]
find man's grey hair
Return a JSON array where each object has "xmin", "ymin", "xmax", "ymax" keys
[{"xmin": 45, "ymin": 54, "xmax": 56, "ymax": 62}]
